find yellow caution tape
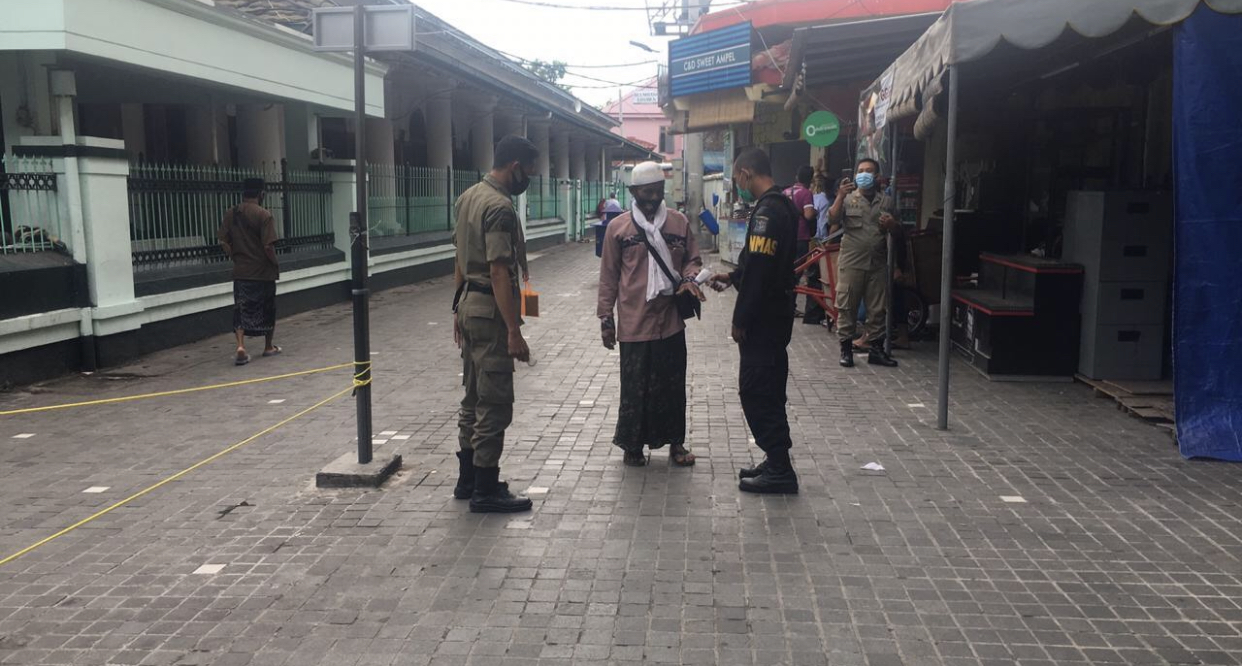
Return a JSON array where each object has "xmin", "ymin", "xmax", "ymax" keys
[
  {"xmin": 0, "ymin": 384, "xmax": 354, "ymax": 568},
  {"xmin": 0, "ymin": 363, "xmax": 354, "ymax": 417}
]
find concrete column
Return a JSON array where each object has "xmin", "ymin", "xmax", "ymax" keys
[
  {"xmin": 365, "ymin": 117, "xmax": 396, "ymax": 167},
  {"xmin": 585, "ymin": 144, "xmax": 601, "ymax": 181},
  {"xmin": 522, "ymin": 119, "xmax": 550, "ymax": 212},
  {"xmin": 28, "ymin": 53, "xmax": 55, "ymax": 137},
  {"xmin": 528, "ymin": 120, "xmax": 550, "ymax": 177},
  {"xmin": 186, "ymin": 105, "xmax": 217, "ymax": 165},
  {"xmin": 569, "ymin": 138, "xmax": 586, "ymax": 180},
  {"xmin": 121, "ymin": 103, "xmax": 146, "ymax": 160},
  {"xmin": 471, "ymin": 96, "xmax": 498, "ymax": 172},
  {"xmin": 424, "ymin": 86, "xmax": 454, "ymax": 169},
  {"xmin": 684, "ymin": 132, "xmax": 709, "ymax": 248},
  {"xmin": 215, "ymin": 105, "xmax": 232, "ymax": 166},
  {"xmin": 77, "ymin": 152, "xmax": 136, "ymax": 311},
  {"xmin": 495, "ymin": 110, "xmax": 524, "ymax": 141},
  {"xmin": 284, "ymin": 103, "xmax": 317, "ymax": 171},
  {"xmin": 552, "ymin": 129, "xmax": 570, "ymax": 181},
  {"xmin": 236, "ymin": 103, "xmax": 285, "ymax": 171}
]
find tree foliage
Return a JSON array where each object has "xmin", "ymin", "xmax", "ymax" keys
[{"xmin": 523, "ymin": 59, "xmax": 570, "ymax": 90}]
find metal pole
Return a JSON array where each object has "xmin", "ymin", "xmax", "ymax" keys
[
  {"xmin": 885, "ymin": 124, "xmax": 897, "ymax": 356},
  {"xmin": 936, "ymin": 65, "xmax": 959, "ymax": 431},
  {"xmin": 351, "ymin": 4, "xmax": 374, "ymax": 463}
]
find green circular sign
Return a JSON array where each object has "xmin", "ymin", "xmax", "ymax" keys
[{"xmin": 803, "ymin": 110, "xmax": 841, "ymax": 148}]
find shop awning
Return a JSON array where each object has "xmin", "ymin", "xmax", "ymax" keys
[
  {"xmin": 684, "ymin": 89, "xmax": 756, "ymax": 132},
  {"xmin": 876, "ymin": 0, "xmax": 1242, "ymax": 125},
  {"xmin": 784, "ymin": 12, "xmax": 944, "ymax": 89}
]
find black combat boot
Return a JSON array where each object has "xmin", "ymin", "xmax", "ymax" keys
[
  {"xmin": 738, "ymin": 457, "xmax": 769, "ymax": 480},
  {"xmin": 738, "ymin": 448, "xmax": 799, "ymax": 494},
  {"xmin": 453, "ymin": 450, "xmax": 475, "ymax": 499},
  {"xmin": 470, "ymin": 467, "xmax": 533, "ymax": 513},
  {"xmin": 867, "ymin": 344, "xmax": 899, "ymax": 367},
  {"xmin": 839, "ymin": 339, "xmax": 855, "ymax": 368}
]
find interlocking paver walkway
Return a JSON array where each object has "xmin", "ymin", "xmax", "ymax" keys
[{"xmin": 1, "ymin": 243, "xmax": 1239, "ymax": 665}]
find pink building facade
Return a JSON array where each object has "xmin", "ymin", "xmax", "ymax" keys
[{"xmin": 603, "ymin": 82, "xmax": 682, "ymax": 162}]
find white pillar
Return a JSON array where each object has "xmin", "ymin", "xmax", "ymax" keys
[
  {"xmin": 121, "ymin": 104, "xmax": 146, "ymax": 160},
  {"xmin": 284, "ymin": 103, "xmax": 317, "ymax": 171},
  {"xmin": 528, "ymin": 120, "xmax": 550, "ymax": 177},
  {"xmin": 569, "ymin": 139, "xmax": 586, "ymax": 180},
  {"xmin": 77, "ymin": 153, "xmax": 136, "ymax": 311},
  {"xmin": 552, "ymin": 131, "xmax": 571, "ymax": 237},
  {"xmin": 684, "ymin": 131, "xmax": 708, "ymax": 248},
  {"xmin": 553, "ymin": 129, "xmax": 570, "ymax": 181},
  {"xmin": 471, "ymin": 96, "xmax": 498, "ymax": 172},
  {"xmin": 324, "ymin": 161, "xmax": 357, "ymax": 255},
  {"xmin": 585, "ymin": 144, "xmax": 601, "ymax": 181},
  {"xmin": 236, "ymin": 104, "xmax": 285, "ymax": 171},
  {"xmin": 424, "ymin": 87, "xmax": 454, "ymax": 169},
  {"xmin": 495, "ymin": 111, "xmax": 523, "ymax": 141}
]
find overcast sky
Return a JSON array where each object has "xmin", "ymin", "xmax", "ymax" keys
[{"xmin": 409, "ymin": 0, "xmax": 722, "ymax": 107}]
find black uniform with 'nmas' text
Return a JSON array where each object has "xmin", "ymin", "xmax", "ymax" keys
[{"xmin": 728, "ymin": 188, "xmax": 799, "ymax": 455}]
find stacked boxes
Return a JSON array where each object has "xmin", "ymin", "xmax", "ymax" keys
[{"xmin": 1063, "ymin": 191, "xmax": 1173, "ymax": 380}]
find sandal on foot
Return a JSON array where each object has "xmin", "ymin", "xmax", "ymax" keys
[
  {"xmin": 262, "ymin": 346, "xmax": 283, "ymax": 357},
  {"xmin": 622, "ymin": 450, "xmax": 647, "ymax": 467},
  {"xmin": 235, "ymin": 351, "xmax": 250, "ymax": 366},
  {"xmin": 669, "ymin": 444, "xmax": 696, "ymax": 467}
]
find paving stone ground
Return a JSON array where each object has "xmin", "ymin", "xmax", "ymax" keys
[{"xmin": 1, "ymin": 242, "xmax": 1239, "ymax": 666}]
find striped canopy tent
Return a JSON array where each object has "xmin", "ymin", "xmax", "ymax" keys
[{"xmin": 860, "ymin": 0, "xmax": 1242, "ymax": 431}]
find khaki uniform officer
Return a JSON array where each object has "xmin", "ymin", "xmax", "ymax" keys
[
  {"xmin": 829, "ymin": 158, "xmax": 900, "ymax": 368},
  {"xmin": 452, "ymin": 135, "xmax": 539, "ymax": 514}
]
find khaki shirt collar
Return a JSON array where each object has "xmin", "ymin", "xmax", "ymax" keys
[{"xmin": 483, "ymin": 174, "xmax": 512, "ymax": 198}]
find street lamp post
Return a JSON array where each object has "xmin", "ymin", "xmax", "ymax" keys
[{"xmin": 311, "ymin": 3, "xmax": 414, "ymax": 486}]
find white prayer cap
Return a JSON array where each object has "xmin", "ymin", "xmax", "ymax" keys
[{"xmin": 630, "ymin": 162, "xmax": 664, "ymax": 187}]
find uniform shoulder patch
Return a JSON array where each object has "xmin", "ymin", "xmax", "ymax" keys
[{"xmin": 752, "ymin": 215, "xmax": 770, "ymax": 236}]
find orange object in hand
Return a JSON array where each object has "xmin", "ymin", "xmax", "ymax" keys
[{"xmin": 521, "ymin": 279, "xmax": 540, "ymax": 318}]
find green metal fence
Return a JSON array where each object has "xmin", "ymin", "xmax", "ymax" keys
[
  {"xmin": 525, "ymin": 175, "xmax": 559, "ymax": 221},
  {"xmin": 1, "ymin": 155, "xmax": 64, "ymax": 255},
  {"xmin": 367, "ymin": 163, "xmax": 459, "ymax": 236},
  {"xmin": 127, "ymin": 161, "xmax": 333, "ymax": 271},
  {"xmin": 580, "ymin": 180, "xmax": 603, "ymax": 221}
]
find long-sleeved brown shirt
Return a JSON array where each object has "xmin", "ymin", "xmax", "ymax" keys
[{"xmin": 597, "ymin": 210, "xmax": 702, "ymax": 343}]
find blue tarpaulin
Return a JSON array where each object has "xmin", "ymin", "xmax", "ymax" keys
[{"xmin": 1173, "ymin": 7, "xmax": 1242, "ymax": 460}]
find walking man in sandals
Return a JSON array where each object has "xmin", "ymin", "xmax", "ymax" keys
[
  {"xmin": 218, "ymin": 177, "xmax": 281, "ymax": 366},
  {"xmin": 597, "ymin": 161, "xmax": 705, "ymax": 468}
]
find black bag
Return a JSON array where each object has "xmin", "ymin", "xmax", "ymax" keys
[{"xmin": 638, "ymin": 228, "xmax": 701, "ymax": 321}]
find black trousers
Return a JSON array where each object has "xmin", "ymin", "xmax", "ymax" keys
[
  {"xmin": 738, "ymin": 329, "xmax": 793, "ymax": 454},
  {"xmin": 795, "ymin": 240, "xmax": 825, "ymax": 323}
]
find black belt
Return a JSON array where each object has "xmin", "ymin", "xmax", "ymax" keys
[{"xmin": 453, "ymin": 281, "xmax": 494, "ymax": 313}]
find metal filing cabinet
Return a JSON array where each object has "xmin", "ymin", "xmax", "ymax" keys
[{"xmin": 1064, "ymin": 191, "xmax": 1172, "ymax": 380}]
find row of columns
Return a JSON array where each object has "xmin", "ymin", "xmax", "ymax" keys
[{"xmin": 90, "ymin": 91, "xmax": 614, "ymax": 181}]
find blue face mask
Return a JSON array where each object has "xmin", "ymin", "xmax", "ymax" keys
[{"xmin": 855, "ymin": 172, "xmax": 876, "ymax": 190}]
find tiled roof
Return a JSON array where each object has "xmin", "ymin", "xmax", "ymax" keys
[{"xmin": 213, "ymin": 0, "xmax": 401, "ymax": 31}]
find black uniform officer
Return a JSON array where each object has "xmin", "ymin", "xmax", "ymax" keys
[{"xmin": 711, "ymin": 148, "xmax": 800, "ymax": 494}]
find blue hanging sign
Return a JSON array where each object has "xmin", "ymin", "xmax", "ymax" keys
[{"xmin": 669, "ymin": 22, "xmax": 752, "ymax": 99}]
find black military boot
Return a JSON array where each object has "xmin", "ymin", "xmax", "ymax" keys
[
  {"xmin": 470, "ymin": 467, "xmax": 533, "ymax": 513},
  {"xmin": 738, "ymin": 457, "xmax": 769, "ymax": 480},
  {"xmin": 867, "ymin": 344, "xmax": 899, "ymax": 367},
  {"xmin": 738, "ymin": 448, "xmax": 799, "ymax": 494},
  {"xmin": 453, "ymin": 450, "xmax": 475, "ymax": 499},
  {"xmin": 839, "ymin": 339, "xmax": 855, "ymax": 368}
]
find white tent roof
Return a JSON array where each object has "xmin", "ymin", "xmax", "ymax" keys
[{"xmin": 880, "ymin": 0, "xmax": 1242, "ymax": 123}]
